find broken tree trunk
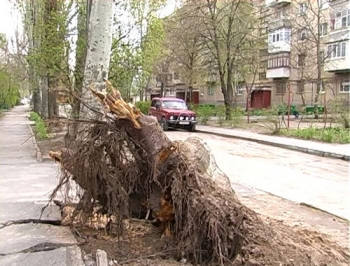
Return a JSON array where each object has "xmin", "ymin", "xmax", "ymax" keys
[{"xmin": 49, "ymin": 80, "xmax": 349, "ymax": 266}]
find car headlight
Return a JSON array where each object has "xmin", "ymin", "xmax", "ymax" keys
[
  {"xmin": 170, "ymin": 116, "xmax": 174, "ymax": 120},
  {"xmin": 191, "ymin": 116, "xmax": 195, "ymax": 121},
  {"xmin": 180, "ymin": 116, "xmax": 184, "ymax": 120},
  {"xmin": 185, "ymin": 117, "xmax": 189, "ymax": 120}
]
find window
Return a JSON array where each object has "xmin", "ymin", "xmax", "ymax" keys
[
  {"xmin": 299, "ymin": 2, "xmax": 308, "ymax": 15},
  {"xmin": 268, "ymin": 28, "xmax": 291, "ymax": 44},
  {"xmin": 340, "ymin": 82, "xmax": 350, "ymax": 93},
  {"xmin": 319, "ymin": 23, "xmax": 328, "ymax": 36},
  {"xmin": 207, "ymin": 84, "xmax": 214, "ymax": 95},
  {"xmin": 267, "ymin": 53, "xmax": 290, "ymax": 68},
  {"xmin": 276, "ymin": 81, "xmax": 286, "ymax": 94},
  {"xmin": 319, "ymin": 50, "xmax": 325, "ymax": 65},
  {"xmin": 333, "ymin": 9, "xmax": 350, "ymax": 30},
  {"xmin": 168, "ymin": 88, "xmax": 175, "ymax": 96},
  {"xmin": 299, "ymin": 28, "xmax": 307, "ymax": 40},
  {"xmin": 327, "ymin": 42, "xmax": 347, "ymax": 59},
  {"xmin": 260, "ymin": 60, "xmax": 268, "ymax": 69},
  {"xmin": 173, "ymin": 72, "xmax": 179, "ymax": 79},
  {"xmin": 319, "ymin": 0, "xmax": 329, "ymax": 9},
  {"xmin": 259, "ymin": 72, "xmax": 267, "ymax": 80},
  {"xmin": 296, "ymin": 81, "xmax": 304, "ymax": 94},
  {"xmin": 297, "ymin": 54, "xmax": 306, "ymax": 67},
  {"xmin": 235, "ymin": 83, "xmax": 244, "ymax": 95}
]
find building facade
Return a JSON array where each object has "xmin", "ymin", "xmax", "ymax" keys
[{"xmin": 149, "ymin": 0, "xmax": 349, "ymax": 108}]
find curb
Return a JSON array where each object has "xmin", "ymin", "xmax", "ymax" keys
[
  {"xmin": 196, "ymin": 129, "xmax": 350, "ymax": 162},
  {"xmin": 26, "ymin": 116, "xmax": 43, "ymax": 163}
]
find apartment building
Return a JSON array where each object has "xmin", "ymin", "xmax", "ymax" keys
[
  {"xmin": 149, "ymin": 0, "xmax": 349, "ymax": 107},
  {"xmin": 253, "ymin": 0, "xmax": 349, "ymax": 109}
]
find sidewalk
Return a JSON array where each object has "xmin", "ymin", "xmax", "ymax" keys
[
  {"xmin": 0, "ymin": 106, "xmax": 84, "ymax": 266},
  {"xmin": 196, "ymin": 125, "xmax": 350, "ymax": 161}
]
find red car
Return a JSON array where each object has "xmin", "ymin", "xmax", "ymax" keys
[{"xmin": 148, "ymin": 97, "xmax": 197, "ymax": 131}]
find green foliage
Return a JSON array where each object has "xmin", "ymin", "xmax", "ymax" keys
[
  {"xmin": 197, "ymin": 105, "xmax": 215, "ymax": 125},
  {"xmin": 135, "ymin": 101, "xmax": 151, "ymax": 115},
  {"xmin": 229, "ymin": 107, "xmax": 244, "ymax": 128},
  {"xmin": 0, "ymin": 69, "xmax": 21, "ymax": 109},
  {"xmin": 29, "ymin": 112, "xmax": 48, "ymax": 139},
  {"xmin": 285, "ymin": 126, "xmax": 350, "ymax": 144},
  {"xmin": 329, "ymin": 97, "xmax": 350, "ymax": 129},
  {"xmin": 215, "ymin": 105, "xmax": 226, "ymax": 125}
]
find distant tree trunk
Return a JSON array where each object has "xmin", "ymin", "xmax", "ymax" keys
[
  {"xmin": 41, "ymin": 76, "xmax": 49, "ymax": 119},
  {"xmin": 80, "ymin": 0, "xmax": 114, "ymax": 119},
  {"xmin": 67, "ymin": 0, "xmax": 88, "ymax": 138},
  {"xmin": 48, "ymin": 78, "xmax": 58, "ymax": 119}
]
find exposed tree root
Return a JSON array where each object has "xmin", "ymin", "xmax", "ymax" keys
[{"xmin": 48, "ymin": 80, "xmax": 350, "ymax": 266}]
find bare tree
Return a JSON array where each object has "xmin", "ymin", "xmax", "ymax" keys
[
  {"xmin": 290, "ymin": 0, "xmax": 329, "ymax": 115},
  {"xmin": 187, "ymin": 0, "xmax": 263, "ymax": 119}
]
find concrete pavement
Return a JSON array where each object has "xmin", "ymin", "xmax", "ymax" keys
[
  {"xmin": 167, "ymin": 131, "xmax": 350, "ymax": 221},
  {"xmin": 0, "ymin": 106, "xmax": 84, "ymax": 266},
  {"xmin": 196, "ymin": 125, "xmax": 350, "ymax": 161}
]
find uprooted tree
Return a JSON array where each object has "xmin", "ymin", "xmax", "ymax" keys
[{"xmin": 49, "ymin": 80, "xmax": 349, "ymax": 265}]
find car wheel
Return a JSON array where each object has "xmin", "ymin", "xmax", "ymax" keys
[
  {"xmin": 188, "ymin": 124, "xmax": 196, "ymax": 132},
  {"xmin": 161, "ymin": 117, "xmax": 169, "ymax": 131}
]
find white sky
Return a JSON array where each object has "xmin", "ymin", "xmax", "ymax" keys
[
  {"xmin": 0, "ymin": 0, "xmax": 22, "ymax": 43},
  {"xmin": 0, "ymin": 0, "xmax": 179, "ymax": 55}
]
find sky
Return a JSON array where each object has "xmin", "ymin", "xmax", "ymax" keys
[
  {"xmin": 0, "ymin": 0, "xmax": 22, "ymax": 46},
  {"xmin": 0, "ymin": 0, "xmax": 179, "ymax": 55}
]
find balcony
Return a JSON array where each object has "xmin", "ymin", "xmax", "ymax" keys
[
  {"xmin": 266, "ymin": 0, "xmax": 291, "ymax": 7},
  {"xmin": 268, "ymin": 42, "xmax": 290, "ymax": 53},
  {"xmin": 324, "ymin": 58, "xmax": 350, "ymax": 72},
  {"xmin": 266, "ymin": 67, "xmax": 290, "ymax": 79}
]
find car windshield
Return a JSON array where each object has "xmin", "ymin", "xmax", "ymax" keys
[{"xmin": 162, "ymin": 100, "xmax": 187, "ymax": 109}]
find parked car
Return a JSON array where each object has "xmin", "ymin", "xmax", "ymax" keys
[{"xmin": 148, "ymin": 97, "xmax": 197, "ymax": 131}]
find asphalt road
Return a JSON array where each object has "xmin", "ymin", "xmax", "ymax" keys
[{"xmin": 165, "ymin": 130, "xmax": 350, "ymax": 220}]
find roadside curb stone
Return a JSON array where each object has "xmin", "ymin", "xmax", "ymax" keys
[
  {"xmin": 196, "ymin": 128, "xmax": 350, "ymax": 161},
  {"xmin": 27, "ymin": 116, "xmax": 43, "ymax": 162}
]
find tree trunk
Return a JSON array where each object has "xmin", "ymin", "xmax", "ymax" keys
[
  {"xmin": 79, "ymin": 0, "xmax": 114, "ymax": 119},
  {"xmin": 41, "ymin": 76, "xmax": 49, "ymax": 119}
]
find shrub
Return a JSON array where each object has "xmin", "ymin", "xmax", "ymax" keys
[
  {"xmin": 29, "ymin": 112, "xmax": 48, "ymax": 139},
  {"xmin": 230, "ymin": 107, "xmax": 244, "ymax": 128},
  {"xmin": 135, "ymin": 101, "xmax": 151, "ymax": 115},
  {"xmin": 215, "ymin": 105, "xmax": 226, "ymax": 126},
  {"xmin": 197, "ymin": 105, "xmax": 215, "ymax": 125},
  {"xmin": 259, "ymin": 106, "xmax": 285, "ymax": 134},
  {"xmin": 29, "ymin": 112, "xmax": 40, "ymax": 122}
]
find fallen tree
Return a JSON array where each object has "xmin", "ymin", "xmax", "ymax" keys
[{"xmin": 49, "ymin": 80, "xmax": 349, "ymax": 265}]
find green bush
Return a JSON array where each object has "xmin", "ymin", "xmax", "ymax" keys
[
  {"xmin": 29, "ymin": 112, "xmax": 48, "ymax": 139},
  {"xmin": 230, "ymin": 107, "xmax": 244, "ymax": 128},
  {"xmin": 135, "ymin": 101, "xmax": 151, "ymax": 115},
  {"xmin": 215, "ymin": 105, "xmax": 226, "ymax": 126},
  {"xmin": 29, "ymin": 112, "xmax": 40, "ymax": 122},
  {"xmin": 197, "ymin": 105, "xmax": 216, "ymax": 125}
]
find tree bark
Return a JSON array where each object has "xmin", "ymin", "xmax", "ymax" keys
[
  {"xmin": 40, "ymin": 76, "xmax": 49, "ymax": 119},
  {"xmin": 79, "ymin": 0, "xmax": 114, "ymax": 120}
]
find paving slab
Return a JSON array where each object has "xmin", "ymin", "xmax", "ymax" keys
[
  {"xmin": 0, "ymin": 246, "xmax": 84, "ymax": 266},
  {"xmin": 0, "ymin": 202, "xmax": 61, "ymax": 223},
  {"xmin": 0, "ymin": 223, "xmax": 77, "ymax": 255}
]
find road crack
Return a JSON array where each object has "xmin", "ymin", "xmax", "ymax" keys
[
  {"xmin": 0, "ymin": 219, "xmax": 61, "ymax": 230},
  {"xmin": 0, "ymin": 242, "xmax": 78, "ymax": 256}
]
